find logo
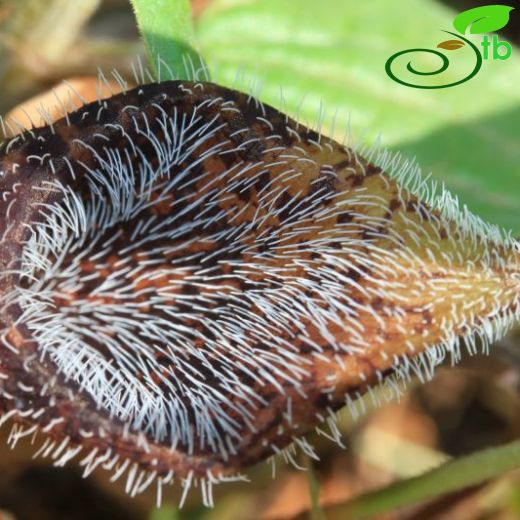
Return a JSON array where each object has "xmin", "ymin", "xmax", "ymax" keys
[{"xmin": 385, "ymin": 5, "xmax": 514, "ymax": 89}]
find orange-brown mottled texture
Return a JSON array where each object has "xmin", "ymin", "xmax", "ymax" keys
[{"xmin": 0, "ymin": 81, "xmax": 518, "ymax": 486}]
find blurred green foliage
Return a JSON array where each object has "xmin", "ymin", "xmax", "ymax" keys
[{"xmin": 196, "ymin": 0, "xmax": 520, "ymax": 231}]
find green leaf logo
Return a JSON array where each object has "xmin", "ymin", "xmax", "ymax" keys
[{"xmin": 453, "ymin": 5, "xmax": 514, "ymax": 34}]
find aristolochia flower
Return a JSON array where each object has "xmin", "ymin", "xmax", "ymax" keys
[{"xmin": 0, "ymin": 79, "xmax": 519, "ymax": 506}]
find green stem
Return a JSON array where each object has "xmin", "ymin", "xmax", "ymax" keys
[
  {"xmin": 303, "ymin": 455, "xmax": 326, "ymax": 520},
  {"xmin": 129, "ymin": 0, "xmax": 203, "ymax": 81},
  {"xmin": 329, "ymin": 439, "xmax": 520, "ymax": 519}
]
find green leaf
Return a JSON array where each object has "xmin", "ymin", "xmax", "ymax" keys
[
  {"xmin": 195, "ymin": 0, "xmax": 520, "ymax": 231},
  {"xmin": 325, "ymin": 438, "xmax": 520, "ymax": 519},
  {"xmin": 453, "ymin": 5, "xmax": 514, "ymax": 35},
  {"xmin": 129, "ymin": 0, "xmax": 202, "ymax": 80}
]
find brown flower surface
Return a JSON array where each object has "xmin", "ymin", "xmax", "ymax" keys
[{"xmin": 0, "ymin": 80, "xmax": 519, "ymax": 504}]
